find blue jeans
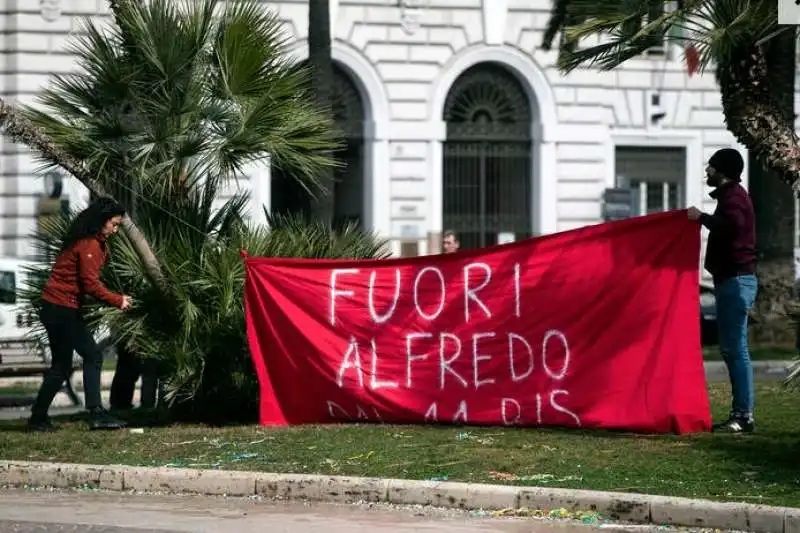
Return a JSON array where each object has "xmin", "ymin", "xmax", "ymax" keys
[{"xmin": 714, "ymin": 274, "xmax": 758, "ymax": 418}]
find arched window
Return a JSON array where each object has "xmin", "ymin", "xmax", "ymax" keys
[
  {"xmin": 442, "ymin": 63, "xmax": 532, "ymax": 249},
  {"xmin": 271, "ymin": 63, "xmax": 365, "ymax": 228}
]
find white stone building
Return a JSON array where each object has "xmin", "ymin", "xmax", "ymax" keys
[{"xmin": 0, "ymin": 0, "xmax": 760, "ymax": 263}]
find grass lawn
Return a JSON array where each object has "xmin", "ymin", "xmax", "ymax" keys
[
  {"xmin": 703, "ymin": 344, "xmax": 797, "ymax": 361},
  {"xmin": 1, "ymin": 383, "xmax": 799, "ymax": 508}
]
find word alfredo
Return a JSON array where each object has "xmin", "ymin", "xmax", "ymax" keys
[{"xmin": 324, "ymin": 263, "xmax": 582, "ymax": 427}]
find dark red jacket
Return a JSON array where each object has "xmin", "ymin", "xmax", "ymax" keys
[
  {"xmin": 41, "ymin": 236, "xmax": 124, "ymax": 309},
  {"xmin": 700, "ymin": 182, "xmax": 756, "ymax": 283}
]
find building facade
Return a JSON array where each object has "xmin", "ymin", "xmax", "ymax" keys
[{"xmin": 0, "ymin": 0, "xmax": 764, "ymax": 265}]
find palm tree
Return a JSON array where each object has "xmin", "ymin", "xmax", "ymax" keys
[
  {"xmin": 23, "ymin": 195, "xmax": 389, "ymax": 421},
  {"xmin": 2, "ymin": 0, "xmax": 379, "ymax": 419},
  {"xmin": 542, "ymin": 0, "xmax": 798, "ymax": 342}
]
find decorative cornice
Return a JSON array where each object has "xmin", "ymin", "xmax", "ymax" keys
[
  {"xmin": 40, "ymin": 0, "xmax": 62, "ymax": 22},
  {"xmin": 399, "ymin": 0, "xmax": 429, "ymax": 35}
]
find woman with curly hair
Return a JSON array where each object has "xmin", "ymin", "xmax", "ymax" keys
[{"xmin": 28, "ymin": 196, "xmax": 132, "ymax": 432}]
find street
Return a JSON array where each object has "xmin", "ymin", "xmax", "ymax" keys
[
  {"xmin": 0, "ymin": 489, "xmax": 726, "ymax": 533},
  {"xmin": 1, "ymin": 360, "xmax": 788, "ymax": 422}
]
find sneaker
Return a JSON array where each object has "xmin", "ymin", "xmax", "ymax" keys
[
  {"xmin": 27, "ymin": 416, "xmax": 57, "ymax": 432},
  {"xmin": 713, "ymin": 416, "xmax": 754, "ymax": 434},
  {"xmin": 87, "ymin": 408, "xmax": 126, "ymax": 431}
]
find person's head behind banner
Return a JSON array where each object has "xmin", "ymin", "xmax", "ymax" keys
[
  {"xmin": 442, "ymin": 230, "xmax": 460, "ymax": 254},
  {"xmin": 706, "ymin": 148, "xmax": 743, "ymax": 189}
]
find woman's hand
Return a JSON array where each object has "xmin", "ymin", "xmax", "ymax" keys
[{"xmin": 121, "ymin": 295, "xmax": 132, "ymax": 311}]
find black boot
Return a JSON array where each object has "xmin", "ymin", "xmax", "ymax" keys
[
  {"xmin": 27, "ymin": 415, "xmax": 57, "ymax": 433},
  {"xmin": 87, "ymin": 407, "xmax": 126, "ymax": 430}
]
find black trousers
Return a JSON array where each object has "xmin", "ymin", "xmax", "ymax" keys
[
  {"xmin": 32, "ymin": 301, "xmax": 104, "ymax": 418},
  {"xmin": 110, "ymin": 343, "xmax": 159, "ymax": 409}
]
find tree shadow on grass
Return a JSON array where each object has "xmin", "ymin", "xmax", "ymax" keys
[
  {"xmin": 0, "ymin": 406, "xmax": 175, "ymax": 433},
  {"xmin": 113, "ymin": 407, "xmax": 175, "ymax": 428},
  {"xmin": 691, "ymin": 433, "xmax": 800, "ymax": 487}
]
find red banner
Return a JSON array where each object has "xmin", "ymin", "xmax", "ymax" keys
[{"xmin": 244, "ymin": 211, "xmax": 711, "ymax": 434}]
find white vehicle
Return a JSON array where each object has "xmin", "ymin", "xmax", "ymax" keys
[{"xmin": 0, "ymin": 257, "xmax": 38, "ymax": 340}]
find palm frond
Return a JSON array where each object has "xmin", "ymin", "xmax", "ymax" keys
[
  {"xmin": 22, "ymin": 0, "xmax": 338, "ymax": 205},
  {"xmin": 543, "ymin": 0, "xmax": 782, "ymax": 75}
]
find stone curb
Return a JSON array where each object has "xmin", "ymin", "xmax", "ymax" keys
[{"xmin": 1, "ymin": 460, "xmax": 798, "ymax": 532}]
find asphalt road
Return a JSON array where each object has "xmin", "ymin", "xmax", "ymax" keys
[{"xmin": 0, "ymin": 490, "xmax": 724, "ymax": 533}]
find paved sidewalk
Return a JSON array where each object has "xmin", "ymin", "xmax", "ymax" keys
[
  {"xmin": 704, "ymin": 360, "xmax": 792, "ymax": 381},
  {"xmin": 0, "ymin": 489, "xmax": 734, "ymax": 533},
  {"xmin": 1, "ymin": 461, "xmax": 798, "ymax": 532},
  {"xmin": 0, "ymin": 370, "xmax": 123, "ymax": 389},
  {"xmin": 0, "ymin": 371, "xmax": 141, "ymax": 410},
  {"xmin": 0, "ymin": 386, "xmax": 139, "ymax": 411}
]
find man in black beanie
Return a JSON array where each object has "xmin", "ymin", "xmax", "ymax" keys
[{"xmin": 688, "ymin": 148, "xmax": 757, "ymax": 433}]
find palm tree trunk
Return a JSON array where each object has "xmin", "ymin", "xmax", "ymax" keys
[
  {"xmin": 0, "ymin": 96, "xmax": 166, "ymax": 289},
  {"xmin": 750, "ymin": 149, "xmax": 796, "ymax": 343},
  {"xmin": 747, "ymin": 30, "xmax": 797, "ymax": 343},
  {"xmin": 308, "ymin": 0, "xmax": 335, "ymax": 225},
  {"xmin": 718, "ymin": 33, "xmax": 798, "ymax": 343}
]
